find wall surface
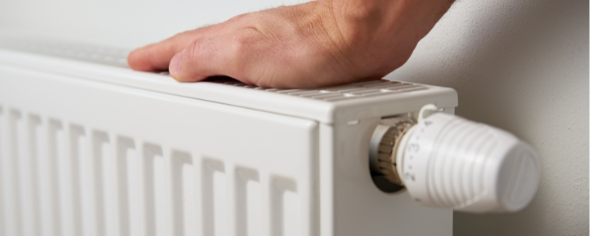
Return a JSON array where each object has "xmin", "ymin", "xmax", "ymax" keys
[
  {"xmin": 0, "ymin": 0, "xmax": 588, "ymax": 235},
  {"xmin": 386, "ymin": 0, "xmax": 589, "ymax": 235},
  {"xmin": 0, "ymin": 0, "xmax": 307, "ymax": 48}
]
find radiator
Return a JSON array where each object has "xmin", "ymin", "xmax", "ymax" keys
[{"xmin": 0, "ymin": 38, "xmax": 539, "ymax": 236}]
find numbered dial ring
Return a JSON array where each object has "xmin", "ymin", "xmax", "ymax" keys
[{"xmin": 398, "ymin": 113, "xmax": 455, "ymax": 205}]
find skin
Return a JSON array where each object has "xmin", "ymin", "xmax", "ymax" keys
[{"xmin": 128, "ymin": 0, "xmax": 455, "ymax": 89}]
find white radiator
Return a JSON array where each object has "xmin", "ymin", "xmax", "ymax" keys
[{"xmin": 0, "ymin": 38, "xmax": 539, "ymax": 236}]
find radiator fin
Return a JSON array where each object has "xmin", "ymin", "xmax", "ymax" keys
[
  {"xmin": 91, "ymin": 131, "xmax": 109, "ymax": 236},
  {"xmin": 21, "ymin": 114, "xmax": 42, "ymax": 236},
  {"xmin": 236, "ymin": 168, "xmax": 262, "ymax": 236},
  {"xmin": 142, "ymin": 143, "xmax": 164, "ymax": 236},
  {"xmin": 114, "ymin": 136, "xmax": 134, "ymax": 236},
  {"xmin": 271, "ymin": 176, "xmax": 299, "ymax": 236},
  {"xmin": 66, "ymin": 125, "xmax": 85, "ymax": 236},
  {"xmin": 5, "ymin": 110, "xmax": 23, "ymax": 236},
  {"xmin": 46, "ymin": 119, "xmax": 64, "ymax": 236},
  {"xmin": 202, "ymin": 159, "xmax": 228, "ymax": 236},
  {"xmin": 171, "ymin": 150, "xmax": 197, "ymax": 236}
]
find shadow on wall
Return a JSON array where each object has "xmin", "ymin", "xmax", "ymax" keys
[{"xmin": 386, "ymin": 0, "xmax": 589, "ymax": 235}]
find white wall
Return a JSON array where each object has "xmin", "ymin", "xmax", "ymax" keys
[
  {"xmin": 0, "ymin": 0, "xmax": 588, "ymax": 235},
  {"xmin": 0, "ymin": 0, "xmax": 306, "ymax": 48},
  {"xmin": 386, "ymin": 0, "xmax": 589, "ymax": 235}
]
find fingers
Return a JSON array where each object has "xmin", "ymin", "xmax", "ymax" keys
[
  {"xmin": 168, "ymin": 29, "xmax": 258, "ymax": 84},
  {"xmin": 127, "ymin": 22, "xmax": 236, "ymax": 71}
]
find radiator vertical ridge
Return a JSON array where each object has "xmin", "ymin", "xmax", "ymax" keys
[
  {"xmin": 36, "ymin": 116, "xmax": 49, "ymax": 236},
  {"xmin": 152, "ymin": 145, "xmax": 168, "ymax": 236},
  {"xmin": 227, "ymin": 163, "xmax": 240, "ymax": 236},
  {"xmin": 169, "ymin": 150, "xmax": 185, "ymax": 236},
  {"xmin": 170, "ymin": 150, "xmax": 196, "ymax": 236},
  {"xmin": 115, "ymin": 136, "xmax": 134, "ymax": 236},
  {"xmin": 201, "ymin": 158, "xmax": 212, "ymax": 236},
  {"xmin": 126, "ymin": 139, "xmax": 142, "ymax": 236},
  {"xmin": 7, "ymin": 110, "xmax": 23, "ymax": 236},
  {"xmin": 140, "ymin": 143, "xmax": 162, "ymax": 236},
  {"xmin": 202, "ymin": 159, "xmax": 228, "ymax": 236},
  {"xmin": 260, "ymin": 172, "xmax": 272, "ymax": 236},
  {"xmin": 163, "ymin": 146, "xmax": 175, "ymax": 236},
  {"xmin": 17, "ymin": 112, "xmax": 33, "ymax": 236},
  {"xmin": 235, "ymin": 168, "xmax": 247, "ymax": 236},
  {"xmin": 272, "ymin": 176, "xmax": 300, "ymax": 236},
  {"xmin": 91, "ymin": 131, "xmax": 109, "ymax": 236},
  {"xmin": 25, "ymin": 114, "xmax": 42, "ymax": 236},
  {"xmin": 79, "ymin": 125, "xmax": 94, "ymax": 236},
  {"xmin": 235, "ymin": 167, "xmax": 261, "ymax": 236},
  {"xmin": 47, "ymin": 119, "xmax": 64, "ymax": 236},
  {"xmin": 194, "ymin": 156, "xmax": 205, "ymax": 236},
  {"xmin": 271, "ymin": 178, "xmax": 283, "ymax": 236},
  {"xmin": 65, "ymin": 125, "xmax": 84, "ymax": 236}
]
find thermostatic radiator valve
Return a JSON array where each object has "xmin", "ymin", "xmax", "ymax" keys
[{"xmin": 370, "ymin": 104, "xmax": 541, "ymax": 213}]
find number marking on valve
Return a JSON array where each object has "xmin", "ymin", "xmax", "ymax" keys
[
  {"xmin": 405, "ymin": 172, "xmax": 416, "ymax": 182},
  {"xmin": 408, "ymin": 143, "xmax": 420, "ymax": 152}
]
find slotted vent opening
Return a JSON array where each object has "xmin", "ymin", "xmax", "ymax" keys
[{"xmin": 205, "ymin": 77, "xmax": 428, "ymax": 102}]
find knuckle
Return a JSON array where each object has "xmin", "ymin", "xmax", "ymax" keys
[
  {"xmin": 229, "ymin": 33, "xmax": 252, "ymax": 57},
  {"xmin": 228, "ymin": 13, "xmax": 250, "ymax": 23},
  {"xmin": 187, "ymin": 38, "xmax": 207, "ymax": 59},
  {"xmin": 171, "ymin": 40, "xmax": 206, "ymax": 80}
]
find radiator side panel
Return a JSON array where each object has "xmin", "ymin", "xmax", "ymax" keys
[{"xmin": 327, "ymin": 118, "xmax": 453, "ymax": 236}]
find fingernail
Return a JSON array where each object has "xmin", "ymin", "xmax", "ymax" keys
[{"xmin": 170, "ymin": 51, "xmax": 184, "ymax": 76}]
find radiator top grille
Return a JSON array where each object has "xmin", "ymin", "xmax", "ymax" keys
[
  {"xmin": 207, "ymin": 77, "xmax": 427, "ymax": 102},
  {"xmin": 0, "ymin": 39, "xmax": 129, "ymax": 68},
  {"xmin": 1, "ymin": 39, "xmax": 428, "ymax": 102}
]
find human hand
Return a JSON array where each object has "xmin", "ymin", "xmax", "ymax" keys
[{"xmin": 128, "ymin": 0, "xmax": 454, "ymax": 88}]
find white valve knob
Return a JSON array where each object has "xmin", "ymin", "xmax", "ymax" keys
[{"xmin": 395, "ymin": 105, "xmax": 541, "ymax": 213}]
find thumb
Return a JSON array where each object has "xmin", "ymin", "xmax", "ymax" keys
[{"xmin": 168, "ymin": 34, "xmax": 244, "ymax": 83}]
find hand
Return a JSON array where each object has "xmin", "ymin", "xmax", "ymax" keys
[{"xmin": 128, "ymin": 0, "xmax": 454, "ymax": 88}]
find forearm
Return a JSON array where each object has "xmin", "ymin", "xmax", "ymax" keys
[{"xmin": 322, "ymin": 0, "xmax": 454, "ymax": 36}]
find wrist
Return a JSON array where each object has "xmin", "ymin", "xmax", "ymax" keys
[
  {"xmin": 314, "ymin": 0, "xmax": 413, "ymax": 49},
  {"xmin": 317, "ymin": 0, "xmax": 454, "ymax": 41}
]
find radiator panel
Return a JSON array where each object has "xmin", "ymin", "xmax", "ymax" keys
[{"xmin": 0, "ymin": 65, "xmax": 318, "ymax": 236}]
